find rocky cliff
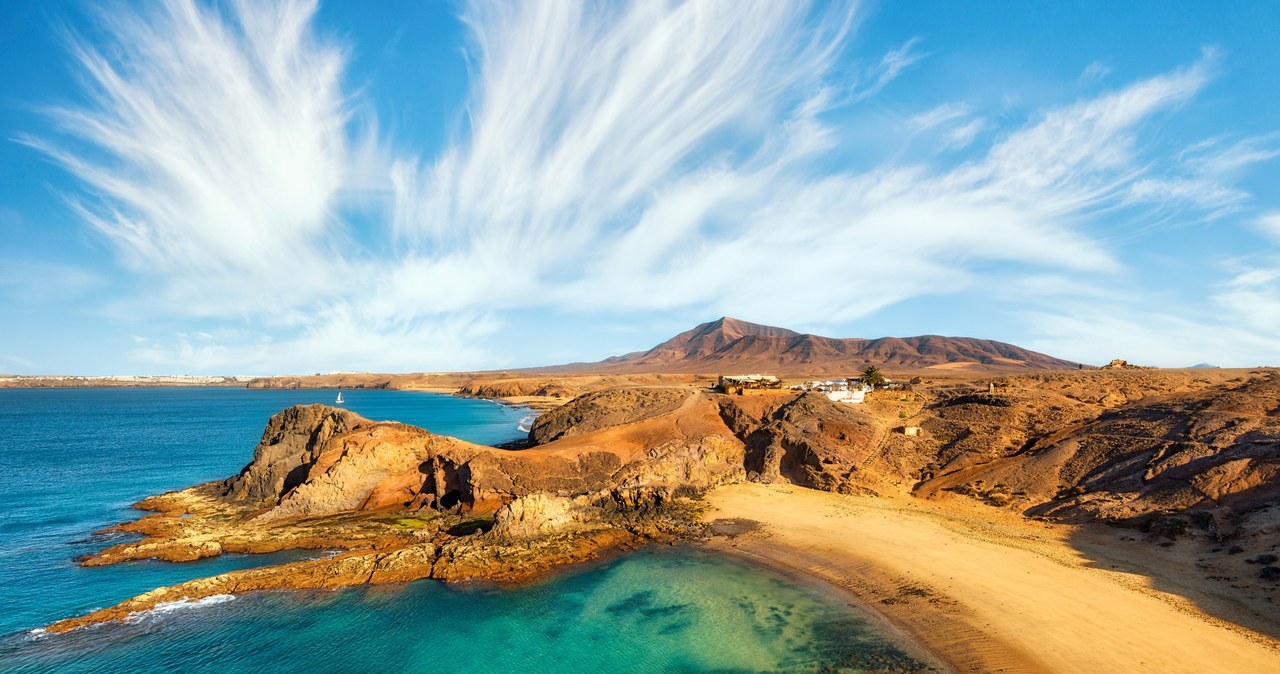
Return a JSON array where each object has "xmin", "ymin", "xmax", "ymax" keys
[
  {"xmin": 49, "ymin": 367, "xmax": 1280, "ymax": 634},
  {"xmin": 50, "ymin": 395, "xmax": 747, "ymax": 632}
]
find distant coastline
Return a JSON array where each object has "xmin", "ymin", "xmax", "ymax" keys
[{"xmin": 0, "ymin": 374, "xmax": 253, "ymax": 388}]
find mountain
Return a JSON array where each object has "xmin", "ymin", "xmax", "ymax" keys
[{"xmin": 548, "ymin": 317, "xmax": 1079, "ymax": 375}]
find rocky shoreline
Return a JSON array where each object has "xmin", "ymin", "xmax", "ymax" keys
[
  {"xmin": 44, "ymin": 369, "xmax": 1280, "ymax": 652},
  {"xmin": 46, "ymin": 398, "xmax": 732, "ymax": 633}
]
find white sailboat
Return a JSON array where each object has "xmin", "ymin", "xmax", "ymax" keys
[{"xmin": 335, "ymin": 391, "xmax": 345, "ymax": 404}]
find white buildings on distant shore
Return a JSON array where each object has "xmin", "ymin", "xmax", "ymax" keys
[{"xmin": 0, "ymin": 375, "xmax": 254, "ymax": 384}]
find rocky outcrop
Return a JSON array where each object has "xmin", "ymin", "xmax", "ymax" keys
[
  {"xmin": 903, "ymin": 371, "xmax": 1280, "ymax": 538},
  {"xmin": 50, "ymin": 369, "xmax": 1280, "ymax": 635},
  {"xmin": 213, "ymin": 398, "xmax": 747, "ymax": 522},
  {"xmin": 222, "ymin": 405, "xmax": 362, "ymax": 504},
  {"xmin": 244, "ymin": 375, "xmax": 393, "ymax": 389},
  {"xmin": 716, "ymin": 392, "xmax": 881, "ymax": 493},
  {"xmin": 51, "ymin": 394, "xmax": 742, "ymax": 633},
  {"xmin": 528, "ymin": 387, "xmax": 693, "ymax": 444},
  {"xmin": 492, "ymin": 494, "xmax": 587, "ymax": 538},
  {"xmin": 1102, "ymin": 358, "xmax": 1149, "ymax": 370}
]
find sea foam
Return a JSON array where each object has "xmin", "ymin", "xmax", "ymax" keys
[{"xmin": 124, "ymin": 594, "xmax": 236, "ymax": 624}]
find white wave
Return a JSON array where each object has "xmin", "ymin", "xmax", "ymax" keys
[{"xmin": 123, "ymin": 594, "xmax": 236, "ymax": 623}]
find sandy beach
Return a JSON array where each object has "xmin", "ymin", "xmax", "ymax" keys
[{"xmin": 703, "ymin": 482, "xmax": 1280, "ymax": 674}]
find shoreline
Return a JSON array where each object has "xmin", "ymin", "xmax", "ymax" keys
[
  {"xmin": 702, "ymin": 541, "xmax": 958, "ymax": 673},
  {"xmin": 702, "ymin": 482, "xmax": 1280, "ymax": 674},
  {"xmin": 30, "ymin": 474, "xmax": 1280, "ymax": 673}
]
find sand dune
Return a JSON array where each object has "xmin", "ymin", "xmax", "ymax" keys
[{"xmin": 703, "ymin": 482, "xmax": 1280, "ymax": 674}]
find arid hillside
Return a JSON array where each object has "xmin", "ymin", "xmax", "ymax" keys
[
  {"xmin": 520, "ymin": 368, "xmax": 1280, "ymax": 629},
  {"xmin": 54, "ymin": 366, "xmax": 1280, "ymax": 643},
  {"xmin": 534, "ymin": 317, "xmax": 1080, "ymax": 375}
]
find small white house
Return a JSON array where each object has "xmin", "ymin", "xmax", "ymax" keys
[{"xmin": 825, "ymin": 382, "xmax": 872, "ymax": 404}]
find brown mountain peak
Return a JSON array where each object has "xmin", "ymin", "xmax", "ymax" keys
[
  {"xmin": 686, "ymin": 317, "xmax": 802, "ymax": 341},
  {"xmin": 571, "ymin": 318, "xmax": 1077, "ymax": 375}
]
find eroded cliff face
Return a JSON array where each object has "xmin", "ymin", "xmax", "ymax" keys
[
  {"xmin": 51, "ymin": 395, "xmax": 741, "ymax": 633},
  {"xmin": 50, "ymin": 369, "xmax": 1280, "ymax": 634},
  {"xmin": 715, "ymin": 392, "xmax": 883, "ymax": 493},
  {"xmin": 916, "ymin": 373, "xmax": 1280, "ymax": 526},
  {"xmin": 221, "ymin": 405, "xmax": 362, "ymax": 506},
  {"xmin": 528, "ymin": 387, "xmax": 694, "ymax": 444},
  {"xmin": 214, "ymin": 392, "xmax": 747, "ymax": 523}
]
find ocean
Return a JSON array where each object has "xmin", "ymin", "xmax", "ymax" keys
[{"xmin": 0, "ymin": 387, "xmax": 920, "ymax": 673}]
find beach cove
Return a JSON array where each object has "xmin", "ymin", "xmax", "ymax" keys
[
  {"xmin": 703, "ymin": 483, "xmax": 1280, "ymax": 673},
  {"xmin": 0, "ymin": 387, "xmax": 930, "ymax": 673}
]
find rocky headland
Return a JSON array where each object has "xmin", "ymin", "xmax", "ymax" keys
[{"xmin": 47, "ymin": 367, "xmax": 1280, "ymax": 670}]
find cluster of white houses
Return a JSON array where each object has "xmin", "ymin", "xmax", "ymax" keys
[
  {"xmin": 796, "ymin": 379, "xmax": 873, "ymax": 404},
  {"xmin": 716, "ymin": 374, "xmax": 875, "ymax": 404}
]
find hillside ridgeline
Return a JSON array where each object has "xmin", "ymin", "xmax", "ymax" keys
[{"xmin": 540, "ymin": 317, "xmax": 1080, "ymax": 374}]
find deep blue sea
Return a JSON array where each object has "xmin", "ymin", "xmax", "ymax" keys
[{"xmin": 0, "ymin": 388, "xmax": 918, "ymax": 673}]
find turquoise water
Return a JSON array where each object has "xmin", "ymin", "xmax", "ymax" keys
[{"xmin": 0, "ymin": 388, "xmax": 922, "ymax": 673}]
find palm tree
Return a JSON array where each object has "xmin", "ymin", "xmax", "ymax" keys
[{"xmin": 860, "ymin": 365, "xmax": 886, "ymax": 389}]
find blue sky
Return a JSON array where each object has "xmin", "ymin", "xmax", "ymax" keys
[{"xmin": 2, "ymin": 0, "xmax": 1279, "ymax": 375}]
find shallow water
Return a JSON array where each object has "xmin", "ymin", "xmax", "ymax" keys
[{"xmin": 0, "ymin": 387, "xmax": 921, "ymax": 672}]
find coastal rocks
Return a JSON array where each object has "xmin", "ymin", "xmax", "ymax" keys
[
  {"xmin": 221, "ymin": 405, "xmax": 361, "ymax": 504},
  {"xmin": 491, "ymin": 494, "xmax": 586, "ymax": 538},
  {"xmin": 528, "ymin": 387, "xmax": 694, "ymax": 444},
  {"xmin": 58, "ymin": 393, "xmax": 750, "ymax": 632},
  {"xmin": 1024, "ymin": 374, "xmax": 1280, "ymax": 524},
  {"xmin": 244, "ymin": 376, "xmax": 393, "ymax": 390},
  {"xmin": 716, "ymin": 392, "xmax": 879, "ymax": 493},
  {"xmin": 216, "ymin": 393, "xmax": 745, "ymax": 522},
  {"xmin": 56, "ymin": 368, "xmax": 1280, "ymax": 639}
]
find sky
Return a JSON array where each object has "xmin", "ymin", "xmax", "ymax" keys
[{"xmin": 2, "ymin": 0, "xmax": 1279, "ymax": 375}]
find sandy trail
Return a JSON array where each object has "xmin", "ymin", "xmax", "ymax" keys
[{"xmin": 703, "ymin": 483, "xmax": 1280, "ymax": 674}]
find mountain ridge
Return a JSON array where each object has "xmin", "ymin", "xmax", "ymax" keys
[{"xmin": 540, "ymin": 317, "xmax": 1079, "ymax": 375}]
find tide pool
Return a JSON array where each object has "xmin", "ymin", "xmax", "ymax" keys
[{"xmin": 0, "ymin": 387, "xmax": 923, "ymax": 673}]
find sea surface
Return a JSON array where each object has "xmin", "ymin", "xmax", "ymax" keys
[{"xmin": 0, "ymin": 387, "xmax": 920, "ymax": 673}]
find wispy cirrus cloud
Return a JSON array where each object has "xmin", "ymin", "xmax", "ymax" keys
[
  {"xmin": 391, "ymin": 13, "xmax": 1216, "ymax": 328},
  {"xmin": 22, "ymin": 0, "xmax": 354, "ymax": 308},
  {"xmin": 26, "ymin": 0, "xmax": 1278, "ymax": 372}
]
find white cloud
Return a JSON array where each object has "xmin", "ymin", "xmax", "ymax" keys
[
  {"xmin": 1026, "ymin": 307, "xmax": 1279, "ymax": 368},
  {"xmin": 28, "ymin": 0, "xmax": 1277, "ymax": 372},
  {"xmin": 909, "ymin": 104, "xmax": 986, "ymax": 150},
  {"xmin": 1080, "ymin": 60, "xmax": 1112, "ymax": 85},
  {"xmin": 1023, "ymin": 258, "xmax": 1280, "ymax": 367},
  {"xmin": 1126, "ymin": 133, "xmax": 1280, "ymax": 215},
  {"xmin": 909, "ymin": 104, "xmax": 970, "ymax": 131},
  {"xmin": 1, "ymin": 355, "xmax": 37, "ymax": 372},
  {"xmin": 944, "ymin": 118, "xmax": 988, "ymax": 149},
  {"xmin": 852, "ymin": 37, "xmax": 926, "ymax": 101},
  {"xmin": 130, "ymin": 309, "xmax": 501, "ymax": 374},
  {"xmin": 23, "ymin": 0, "xmax": 358, "ymax": 312},
  {"xmin": 1214, "ymin": 262, "xmax": 1280, "ymax": 335},
  {"xmin": 1255, "ymin": 213, "xmax": 1280, "ymax": 241},
  {"xmin": 389, "ymin": 2, "xmax": 1227, "ymax": 333}
]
